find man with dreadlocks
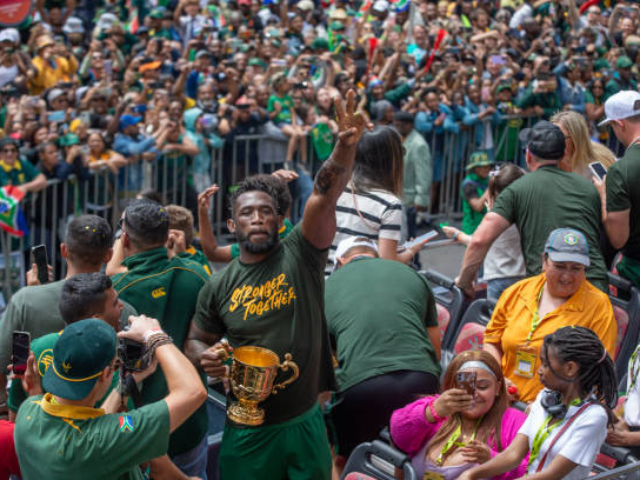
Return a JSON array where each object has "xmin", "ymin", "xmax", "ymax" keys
[
  {"xmin": 461, "ymin": 325, "xmax": 618, "ymax": 480},
  {"xmin": 482, "ymin": 228, "xmax": 617, "ymax": 403}
]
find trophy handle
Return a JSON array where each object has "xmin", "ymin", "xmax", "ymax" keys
[
  {"xmin": 214, "ymin": 340, "xmax": 232, "ymax": 375},
  {"xmin": 272, "ymin": 353, "xmax": 299, "ymax": 394}
]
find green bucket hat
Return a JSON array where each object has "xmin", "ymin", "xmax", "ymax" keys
[
  {"xmin": 330, "ymin": 20, "xmax": 345, "ymax": 31},
  {"xmin": 248, "ymin": 57, "xmax": 267, "ymax": 69},
  {"xmin": 466, "ymin": 151, "xmax": 494, "ymax": 171},
  {"xmin": 616, "ymin": 56, "xmax": 633, "ymax": 69},
  {"xmin": 42, "ymin": 319, "xmax": 117, "ymax": 401},
  {"xmin": 311, "ymin": 37, "xmax": 329, "ymax": 51}
]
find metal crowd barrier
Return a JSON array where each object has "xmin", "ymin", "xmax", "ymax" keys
[{"xmin": 0, "ymin": 116, "xmax": 619, "ymax": 304}]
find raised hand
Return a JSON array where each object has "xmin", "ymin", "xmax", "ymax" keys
[{"xmin": 334, "ymin": 89, "xmax": 366, "ymax": 147}]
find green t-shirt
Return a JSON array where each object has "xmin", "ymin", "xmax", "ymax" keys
[
  {"xmin": 193, "ymin": 225, "xmax": 337, "ymax": 426},
  {"xmin": 112, "ymin": 247, "xmax": 209, "ymax": 456},
  {"xmin": 7, "ymin": 332, "xmax": 124, "ymax": 412},
  {"xmin": 461, "ymin": 172, "xmax": 488, "ymax": 235},
  {"xmin": 606, "ymin": 143, "xmax": 640, "ymax": 259},
  {"xmin": 267, "ymin": 94, "xmax": 294, "ymax": 124},
  {"xmin": 230, "ymin": 218, "xmax": 294, "ymax": 259},
  {"xmin": 15, "ymin": 395, "xmax": 170, "ymax": 480},
  {"xmin": 325, "ymin": 258, "xmax": 441, "ymax": 392},
  {"xmin": 0, "ymin": 158, "xmax": 40, "ymax": 188},
  {"xmin": 0, "ymin": 281, "xmax": 137, "ymax": 373},
  {"xmin": 492, "ymin": 165, "xmax": 608, "ymax": 291}
]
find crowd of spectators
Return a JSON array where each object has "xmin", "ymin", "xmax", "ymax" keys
[{"xmin": 2, "ymin": 0, "xmax": 640, "ymax": 479}]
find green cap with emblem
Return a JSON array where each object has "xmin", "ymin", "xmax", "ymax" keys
[
  {"xmin": 544, "ymin": 228, "xmax": 590, "ymax": 267},
  {"xmin": 616, "ymin": 56, "xmax": 633, "ymax": 69},
  {"xmin": 43, "ymin": 319, "xmax": 117, "ymax": 401},
  {"xmin": 466, "ymin": 151, "xmax": 494, "ymax": 170}
]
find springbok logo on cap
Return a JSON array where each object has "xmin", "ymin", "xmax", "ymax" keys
[{"xmin": 563, "ymin": 233, "xmax": 578, "ymax": 246}]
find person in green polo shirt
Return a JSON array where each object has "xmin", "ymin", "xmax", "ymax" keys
[
  {"xmin": 13, "ymin": 316, "xmax": 207, "ymax": 480},
  {"xmin": 597, "ymin": 91, "xmax": 640, "ymax": 289},
  {"xmin": 111, "ymin": 199, "xmax": 209, "ymax": 478},
  {"xmin": 197, "ymin": 173, "xmax": 295, "ymax": 263},
  {"xmin": 185, "ymin": 91, "xmax": 366, "ymax": 480},
  {"xmin": 7, "ymin": 272, "xmax": 125, "ymax": 417},
  {"xmin": 0, "ymin": 137, "xmax": 46, "ymax": 192},
  {"xmin": 461, "ymin": 151, "xmax": 494, "ymax": 235}
]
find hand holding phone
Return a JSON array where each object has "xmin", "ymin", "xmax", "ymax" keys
[
  {"xmin": 404, "ymin": 230, "xmax": 438, "ymax": 251},
  {"xmin": 588, "ymin": 161, "xmax": 607, "ymax": 181},
  {"xmin": 456, "ymin": 371, "xmax": 477, "ymax": 397},
  {"xmin": 31, "ymin": 245, "xmax": 49, "ymax": 285},
  {"xmin": 12, "ymin": 331, "xmax": 31, "ymax": 375}
]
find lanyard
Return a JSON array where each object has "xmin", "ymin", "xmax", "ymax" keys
[
  {"xmin": 435, "ymin": 416, "xmax": 483, "ymax": 465},
  {"xmin": 527, "ymin": 399, "xmax": 581, "ymax": 471},
  {"xmin": 526, "ymin": 285, "xmax": 545, "ymax": 343},
  {"xmin": 629, "ymin": 346, "xmax": 640, "ymax": 393}
]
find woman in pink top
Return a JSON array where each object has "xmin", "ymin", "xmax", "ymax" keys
[{"xmin": 390, "ymin": 350, "xmax": 528, "ymax": 480}]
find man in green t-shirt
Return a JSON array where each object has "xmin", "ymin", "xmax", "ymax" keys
[
  {"xmin": 111, "ymin": 199, "xmax": 209, "ymax": 478},
  {"xmin": 13, "ymin": 316, "xmax": 207, "ymax": 480},
  {"xmin": 456, "ymin": 121, "xmax": 608, "ymax": 295},
  {"xmin": 598, "ymin": 91, "xmax": 640, "ymax": 288},
  {"xmin": 325, "ymin": 237, "xmax": 441, "ymax": 463},
  {"xmin": 0, "ymin": 215, "xmax": 137, "ymax": 409},
  {"xmin": 186, "ymin": 92, "xmax": 366, "ymax": 479}
]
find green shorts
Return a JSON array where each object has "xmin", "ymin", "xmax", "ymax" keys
[{"xmin": 219, "ymin": 403, "xmax": 332, "ymax": 480}]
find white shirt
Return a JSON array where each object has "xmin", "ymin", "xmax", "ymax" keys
[
  {"xmin": 326, "ymin": 185, "xmax": 403, "ymax": 276},
  {"xmin": 520, "ymin": 390, "xmax": 608, "ymax": 480},
  {"xmin": 625, "ymin": 345, "xmax": 640, "ymax": 427},
  {"xmin": 483, "ymin": 223, "xmax": 526, "ymax": 281}
]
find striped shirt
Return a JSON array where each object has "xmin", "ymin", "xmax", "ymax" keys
[{"xmin": 326, "ymin": 186, "xmax": 403, "ymax": 276}]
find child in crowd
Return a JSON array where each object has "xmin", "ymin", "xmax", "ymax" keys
[
  {"xmin": 460, "ymin": 151, "xmax": 493, "ymax": 236},
  {"xmin": 165, "ymin": 204, "xmax": 212, "ymax": 275},
  {"xmin": 460, "ymin": 326, "xmax": 618, "ymax": 480},
  {"xmin": 444, "ymin": 163, "xmax": 526, "ymax": 300}
]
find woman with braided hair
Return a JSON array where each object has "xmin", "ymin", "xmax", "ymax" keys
[{"xmin": 460, "ymin": 326, "xmax": 618, "ymax": 480}]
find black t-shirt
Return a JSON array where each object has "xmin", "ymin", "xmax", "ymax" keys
[{"xmin": 193, "ymin": 226, "xmax": 337, "ymax": 426}]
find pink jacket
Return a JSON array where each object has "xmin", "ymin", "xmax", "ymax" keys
[{"xmin": 390, "ymin": 395, "xmax": 528, "ymax": 480}]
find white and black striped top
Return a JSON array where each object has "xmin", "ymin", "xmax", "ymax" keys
[{"xmin": 325, "ymin": 184, "xmax": 403, "ymax": 276}]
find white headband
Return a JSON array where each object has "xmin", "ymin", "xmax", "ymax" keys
[{"xmin": 459, "ymin": 360, "xmax": 497, "ymax": 380}]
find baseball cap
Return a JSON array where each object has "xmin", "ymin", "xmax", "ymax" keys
[
  {"xmin": 97, "ymin": 12, "xmax": 118, "ymax": 30},
  {"xmin": 373, "ymin": 0, "xmax": 388, "ymax": 12},
  {"xmin": 42, "ymin": 319, "xmax": 117, "ymax": 401},
  {"xmin": 616, "ymin": 55, "xmax": 633, "ymax": 69},
  {"xmin": 148, "ymin": 8, "xmax": 166, "ymax": 19},
  {"xmin": 311, "ymin": 37, "xmax": 329, "ymax": 51},
  {"xmin": 330, "ymin": 20, "xmax": 345, "ymax": 31},
  {"xmin": 394, "ymin": 111, "xmax": 414, "ymax": 123},
  {"xmin": 63, "ymin": 17, "xmax": 85, "ymax": 34},
  {"xmin": 47, "ymin": 88, "xmax": 65, "ymax": 105},
  {"xmin": 297, "ymin": 0, "xmax": 314, "ymax": 10},
  {"xmin": 334, "ymin": 237, "xmax": 378, "ymax": 270},
  {"xmin": 0, "ymin": 28, "xmax": 20, "ymax": 44},
  {"xmin": 518, "ymin": 120, "xmax": 565, "ymax": 161},
  {"xmin": 599, "ymin": 90, "xmax": 640, "ymax": 127},
  {"xmin": 119, "ymin": 114, "xmax": 142, "ymax": 132},
  {"xmin": 544, "ymin": 228, "xmax": 590, "ymax": 267},
  {"xmin": 466, "ymin": 151, "xmax": 494, "ymax": 170}
]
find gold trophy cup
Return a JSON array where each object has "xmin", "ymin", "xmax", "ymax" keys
[{"xmin": 220, "ymin": 344, "xmax": 299, "ymax": 426}]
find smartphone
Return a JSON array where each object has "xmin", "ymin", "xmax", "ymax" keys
[
  {"xmin": 456, "ymin": 371, "xmax": 477, "ymax": 396},
  {"xmin": 490, "ymin": 55, "xmax": 506, "ymax": 65},
  {"xmin": 404, "ymin": 230, "xmax": 438, "ymax": 250},
  {"xmin": 47, "ymin": 110, "xmax": 66, "ymax": 123},
  {"xmin": 12, "ymin": 331, "xmax": 31, "ymax": 375},
  {"xmin": 104, "ymin": 59, "xmax": 113, "ymax": 78},
  {"xmin": 31, "ymin": 244, "xmax": 49, "ymax": 285},
  {"xmin": 589, "ymin": 161, "xmax": 607, "ymax": 180}
]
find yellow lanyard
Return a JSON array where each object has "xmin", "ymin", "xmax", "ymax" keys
[
  {"xmin": 526, "ymin": 285, "xmax": 545, "ymax": 343},
  {"xmin": 435, "ymin": 416, "xmax": 483, "ymax": 465},
  {"xmin": 629, "ymin": 347, "xmax": 640, "ymax": 392},
  {"xmin": 527, "ymin": 399, "xmax": 581, "ymax": 471}
]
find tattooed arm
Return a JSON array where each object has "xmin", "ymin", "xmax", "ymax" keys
[{"xmin": 301, "ymin": 90, "xmax": 366, "ymax": 249}]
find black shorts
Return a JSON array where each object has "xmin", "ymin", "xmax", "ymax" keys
[{"xmin": 328, "ymin": 370, "xmax": 439, "ymax": 457}]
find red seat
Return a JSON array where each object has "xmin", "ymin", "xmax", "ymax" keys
[
  {"xmin": 345, "ymin": 474, "xmax": 378, "ymax": 480},
  {"xmin": 453, "ymin": 323, "xmax": 486, "ymax": 354},
  {"xmin": 613, "ymin": 305, "xmax": 629, "ymax": 360},
  {"xmin": 436, "ymin": 303, "xmax": 450, "ymax": 339}
]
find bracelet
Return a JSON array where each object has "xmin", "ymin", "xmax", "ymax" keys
[
  {"xmin": 453, "ymin": 232, "xmax": 460, "ymax": 242},
  {"xmin": 146, "ymin": 333, "xmax": 173, "ymax": 357},
  {"xmin": 143, "ymin": 328, "xmax": 165, "ymax": 344},
  {"xmin": 427, "ymin": 400, "xmax": 445, "ymax": 423}
]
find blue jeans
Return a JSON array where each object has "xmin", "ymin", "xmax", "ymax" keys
[
  {"xmin": 293, "ymin": 165, "xmax": 313, "ymax": 222},
  {"xmin": 170, "ymin": 436, "xmax": 208, "ymax": 479},
  {"xmin": 487, "ymin": 276, "xmax": 524, "ymax": 301}
]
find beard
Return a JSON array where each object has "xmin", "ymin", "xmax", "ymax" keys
[{"xmin": 237, "ymin": 227, "xmax": 279, "ymax": 254}]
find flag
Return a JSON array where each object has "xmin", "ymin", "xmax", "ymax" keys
[
  {"xmin": 392, "ymin": 0, "xmax": 410, "ymax": 13},
  {"xmin": 579, "ymin": 0, "xmax": 600, "ymax": 14},
  {"xmin": 423, "ymin": 29, "xmax": 447, "ymax": 74},
  {"xmin": 0, "ymin": 185, "xmax": 29, "ymax": 237}
]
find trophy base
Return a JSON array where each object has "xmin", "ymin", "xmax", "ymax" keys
[{"xmin": 227, "ymin": 402, "xmax": 265, "ymax": 426}]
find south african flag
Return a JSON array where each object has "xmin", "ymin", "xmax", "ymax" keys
[{"xmin": 0, "ymin": 186, "xmax": 28, "ymax": 237}]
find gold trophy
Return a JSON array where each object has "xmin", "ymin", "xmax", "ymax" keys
[{"xmin": 218, "ymin": 343, "xmax": 299, "ymax": 426}]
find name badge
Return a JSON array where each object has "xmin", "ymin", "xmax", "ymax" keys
[
  {"xmin": 514, "ymin": 346, "xmax": 537, "ymax": 379},
  {"xmin": 423, "ymin": 471, "xmax": 446, "ymax": 480}
]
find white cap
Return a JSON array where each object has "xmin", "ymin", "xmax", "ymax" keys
[
  {"xmin": 97, "ymin": 13, "xmax": 118, "ymax": 31},
  {"xmin": 373, "ymin": 0, "xmax": 389, "ymax": 12},
  {"xmin": 63, "ymin": 17, "xmax": 85, "ymax": 34},
  {"xmin": 0, "ymin": 28, "xmax": 20, "ymax": 44},
  {"xmin": 334, "ymin": 237, "xmax": 378, "ymax": 271},
  {"xmin": 599, "ymin": 90, "xmax": 640, "ymax": 127},
  {"xmin": 297, "ymin": 0, "xmax": 314, "ymax": 11}
]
